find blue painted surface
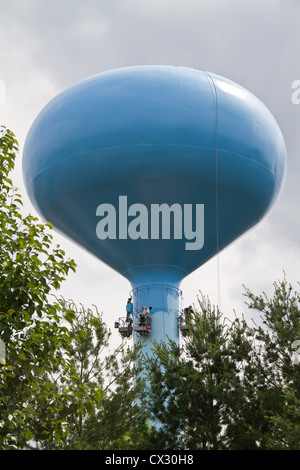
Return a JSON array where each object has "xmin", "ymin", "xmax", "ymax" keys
[
  {"xmin": 131, "ymin": 283, "xmax": 181, "ymax": 357},
  {"xmin": 22, "ymin": 65, "xmax": 287, "ymax": 351}
]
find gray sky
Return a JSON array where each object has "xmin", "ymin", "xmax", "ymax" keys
[{"xmin": 1, "ymin": 0, "xmax": 300, "ymax": 346}]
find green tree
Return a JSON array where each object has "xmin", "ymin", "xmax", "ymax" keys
[
  {"xmin": 144, "ymin": 279, "xmax": 300, "ymax": 450},
  {"xmin": 144, "ymin": 295, "xmax": 255, "ymax": 449},
  {"xmin": 51, "ymin": 300, "xmax": 151, "ymax": 450},
  {"xmin": 68, "ymin": 343, "xmax": 151, "ymax": 450},
  {"xmin": 244, "ymin": 277, "xmax": 300, "ymax": 449},
  {"xmin": 0, "ymin": 127, "xmax": 77, "ymax": 448}
]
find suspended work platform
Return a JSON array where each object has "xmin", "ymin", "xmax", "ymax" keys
[
  {"xmin": 179, "ymin": 321, "xmax": 189, "ymax": 337},
  {"xmin": 114, "ymin": 302, "xmax": 192, "ymax": 340},
  {"xmin": 179, "ymin": 306, "xmax": 192, "ymax": 337},
  {"xmin": 114, "ymin": 317, "xmax": 133, "ymax": 339}
]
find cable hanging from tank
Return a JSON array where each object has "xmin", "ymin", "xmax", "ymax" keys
[{"xmin": 203, "ymin": 70, "xmax": 221, "ymax": 311}]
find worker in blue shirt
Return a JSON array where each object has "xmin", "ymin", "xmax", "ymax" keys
[{"xmin": 126, "ymin": 298, "xmax": 133, "ymax": 323}]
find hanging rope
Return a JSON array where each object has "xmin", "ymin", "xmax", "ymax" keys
[
  {"xmin": 203, "ymin": 70, "xmax": 221, "ymax": 310},
  {"xmin": 162, "ymin": 285, "xmax": 166, "ymax": 340}
]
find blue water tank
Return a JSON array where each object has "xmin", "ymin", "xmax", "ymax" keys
[
  {"xmin": 23, "ymin": 66, "xmax": 286, "ymax": 288},
  {"xmin": 22, "ymin": 66, "xmax": 287, "ymax": 351}
]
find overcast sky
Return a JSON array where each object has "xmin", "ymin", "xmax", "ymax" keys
[{"xmin": 1, "ymin": 0, "xmax": 300, "ymax": 346}]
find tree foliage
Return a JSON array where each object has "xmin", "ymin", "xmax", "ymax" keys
[
  {"xmin": 0, "ymin": 127, "xmax": 77, "ymax": 448},
  {"xmin": 53, "ymin": 300, "xmax": 150, "ymax": 450},
  {"xmin": 144, "ymin": 282, "xmax": 300, "ymax": 450}
]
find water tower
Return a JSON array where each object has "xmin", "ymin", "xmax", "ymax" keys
[{"xmin": 22, "ymin": 66, "xmax": 286, "ymax": 359}]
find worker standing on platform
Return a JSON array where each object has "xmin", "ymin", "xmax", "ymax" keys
[
  {"xmin": 126, "ymin": 298, "xmax": 133, "ymax": 324},
  {"xmin": 184, "ymin": 305, "xmax": 193, "ymax": 323}
]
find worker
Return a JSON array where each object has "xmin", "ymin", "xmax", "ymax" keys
[
  {"xmin": 184, "ymin": 305, "xmax": 193, "ymax": 322},
  {"xmin": 139, "ymin": 307, "xmax": 146, "ymax": 326},
  {"xmin": 126, "ymin": 298, "xmax": 133, "ymax": 323},
  {"xmin": 139, "ymin": 306, "xmax": 152, "ymax": 326}
]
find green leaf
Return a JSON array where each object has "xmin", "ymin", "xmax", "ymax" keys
[{"xmin": 25, "ymin": 429, "xmax": 34, "ymax": 441}]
